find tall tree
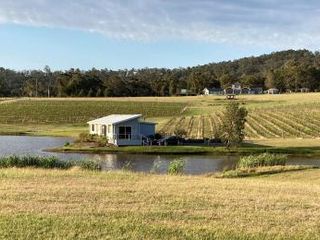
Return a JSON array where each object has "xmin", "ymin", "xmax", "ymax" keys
[{"xmin": 218, "ymin": 102, "xmax": 248, "ymax": 148}]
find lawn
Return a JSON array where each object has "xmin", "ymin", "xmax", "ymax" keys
[{"xmin": 0, "ymin": 168, "xmax": 319, "ymax": 239}]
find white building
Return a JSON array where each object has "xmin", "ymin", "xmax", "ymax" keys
[
  {"xmin": 266, "ymin": 88, "xmax": 280, "ymax": 94},
  {"xmin": 203, "ymin": 88, "xmax": 224, "ymax": 96},
  {"xmin": 87, "ymin": 114, "xmax": 156, "ymax": 146}
]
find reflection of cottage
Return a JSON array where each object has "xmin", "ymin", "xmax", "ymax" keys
[
  {"xmin": 87, "ymin": 114, "xmax": 156, "ymax": 146},
  {"xmin": 266, "ymin": 88, "xmax": 279, "ymax": 94},
  {"xmin": 203, "ymin": 87, "xmax": 224, "ymax": 96}
]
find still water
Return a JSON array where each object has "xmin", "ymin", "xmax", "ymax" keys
[{"xmin": 0, "ymin": 136, "xmax": 319, "ymax": 175}]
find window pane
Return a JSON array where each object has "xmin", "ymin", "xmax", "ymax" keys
[
  {"xmin": 118, "ymin": 126, "xmax": 132, "ymax": 139},
  {"xmin": 119, "ymin": 126, "xmax": 126, "ymax": 139},
  {"xmin": 119, "ymin": 127, "xmax": 125, "ymax": 135}
]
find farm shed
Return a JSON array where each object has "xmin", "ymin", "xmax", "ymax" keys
[
  {"xmin": 87, "ymin": 114, "xmax": 156, "ymax": 146},
  {"xmin": 203, "ymin": 87, "xmax": 224, "ymax": 95},
  {"xmin": 266, "ymin": 88, "xmax": 280, "ymax": 94}
]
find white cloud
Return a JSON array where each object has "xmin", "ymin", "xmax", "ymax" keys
[{"xmin": 0, "ymin": 0, "xmax": 320, "ymax": 49}]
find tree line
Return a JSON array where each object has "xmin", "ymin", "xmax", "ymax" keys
[{"xmin": 1, "ymin": 49, "xmax": 320, "ymax": 97}]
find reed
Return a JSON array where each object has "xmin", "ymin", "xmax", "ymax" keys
[{"xmin": 237, "ymin": 153, "xmax": 287, "ymax": 168}]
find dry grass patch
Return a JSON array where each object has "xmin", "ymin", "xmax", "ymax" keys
[{"xmin": 0, "ymin": 168, "xmax": 319, "ymax": 239}]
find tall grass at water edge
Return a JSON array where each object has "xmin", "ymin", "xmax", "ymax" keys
[{"xmin": 0, "ymin": 155, "xmax": 101, "ymax": 171}]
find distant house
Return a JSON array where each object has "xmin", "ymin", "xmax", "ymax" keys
[
  {"xmin": 231, "ymin": 82, "xmax": 242, "ymax": 95},
  {"xmin": 223, "ymin": 83, "xmax": 264, "ymax": 95},
  {"xmin": 87, "ymin": 114, "xmax": 156, "ymax": 146},
  {"xmin": 203, "ymin": 87, "xmax": 224, "ymax": 96},
  {"xmin": 223, "ymin": 82, "xmax": 242, "ymax": 95},
  {"xmin": 266, "ymin": 88, "xmax": 280, "ymax": 94}
]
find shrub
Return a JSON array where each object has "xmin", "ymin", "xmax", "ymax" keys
[
  {"xmin": 237, "ymin": 153, "xmax": 287, "ymax": 168},
  {"xmin": 77, "ymin": 133, "xmax": 108, "ymax": 146},
  {"xmin": 78, "ymin": 133, "xmax": 95, "ymax": 143},
  {"xmin": 96, "ymin": 136, "xmax": 108, "ymax": 147},
  {"xmin": 79, "ymin": 159, "xmax": 102, "ymax": 171},
  {"xmin": 168, "ymin": 159, "xmax": 185, "ymax": 175},
  {"xmin": 154, "ymin": 133, "xmax": 162, "ymax": 140}
]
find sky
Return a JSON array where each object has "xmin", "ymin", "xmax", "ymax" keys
[{"xmin": 0, "ymin": 0, "xmax": 319, "ymax": 71}]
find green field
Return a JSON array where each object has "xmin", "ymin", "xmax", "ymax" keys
[
  {"xmin": 1, "ymin": 94, "xmax": 320, "ymax": 144},
  {"xmin": 0, "ymin": 168, "xmax": 319, "ymax": 239}
]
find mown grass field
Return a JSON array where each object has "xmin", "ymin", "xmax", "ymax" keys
[
  {"xmin": 1, "ymin": 94, "xmax": 320, "ymax": 143},
  {"xmin": 0, "ymin": 168, "xmax": 319, "ymax": 239}
]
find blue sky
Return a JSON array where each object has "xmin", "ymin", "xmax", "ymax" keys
[{"xmin": 0, "ymin": 0, "xmax": 319, "ymax": 71}]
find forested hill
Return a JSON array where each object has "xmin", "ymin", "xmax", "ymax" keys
[{"xmin": 1, "ymin": 49, "xmax": 320, "ymax": 97}]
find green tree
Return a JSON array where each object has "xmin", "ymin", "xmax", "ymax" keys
[
  {"xmin": 219, "ymin": 73, "xmax": 235, "ymax": 88},
  {"xmin": 218, "ymin": 102, "xmax": 248, "ymax": 148}
]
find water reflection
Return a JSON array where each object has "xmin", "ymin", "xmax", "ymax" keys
[
  {"xmin": 82, "ymin": 153, "xmax": 238, "ymax": 174},
  {"xmin": 0, "ymin": 136, "xmax": 320, "ymax": 175}
]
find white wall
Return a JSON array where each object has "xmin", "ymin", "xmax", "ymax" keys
[{"xmin": 88, "ymin": 118, "xmax": 155, "ymax": 146}]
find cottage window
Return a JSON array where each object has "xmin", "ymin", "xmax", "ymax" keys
[
  {"xmin": 119, "ymin": 126, "xmax": 131, "ymax": 139},
  {"xmin": 91, "ymin": 124, "xmax": 95, "ymax": 132}
]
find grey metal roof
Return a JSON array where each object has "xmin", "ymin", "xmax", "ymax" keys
[{"xmin": 87, "ymin": 114, "xmax": 142, "ymax": 125}]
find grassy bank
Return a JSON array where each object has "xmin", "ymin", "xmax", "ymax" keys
[
  {"xmin": 217, "ymin": 165, "xmax": 318, "ymax": 178},
  {"xmin": 50, "ymin": 143, "xmax": 320, "ymax": 156},
  {"xmin": 0, "ymin": 124, "xmax": 85, "ymax": 137},
  {"xmin": 0, "ymin": 168, "xmax": 319, "ymax": 239}
]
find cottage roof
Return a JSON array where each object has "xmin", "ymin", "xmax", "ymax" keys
[{"xmin": 87, "ymin": 114, "xmax": 142, "ymax": 125}]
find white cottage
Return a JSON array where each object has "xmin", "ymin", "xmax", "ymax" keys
[{"xmin": 87, "ymin": 114, "xmax": 156, "ymax": 146}]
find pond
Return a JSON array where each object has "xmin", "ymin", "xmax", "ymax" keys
[{"xmin": 0, "ymin": 136, "xmax": 320, "ymax": 175}]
